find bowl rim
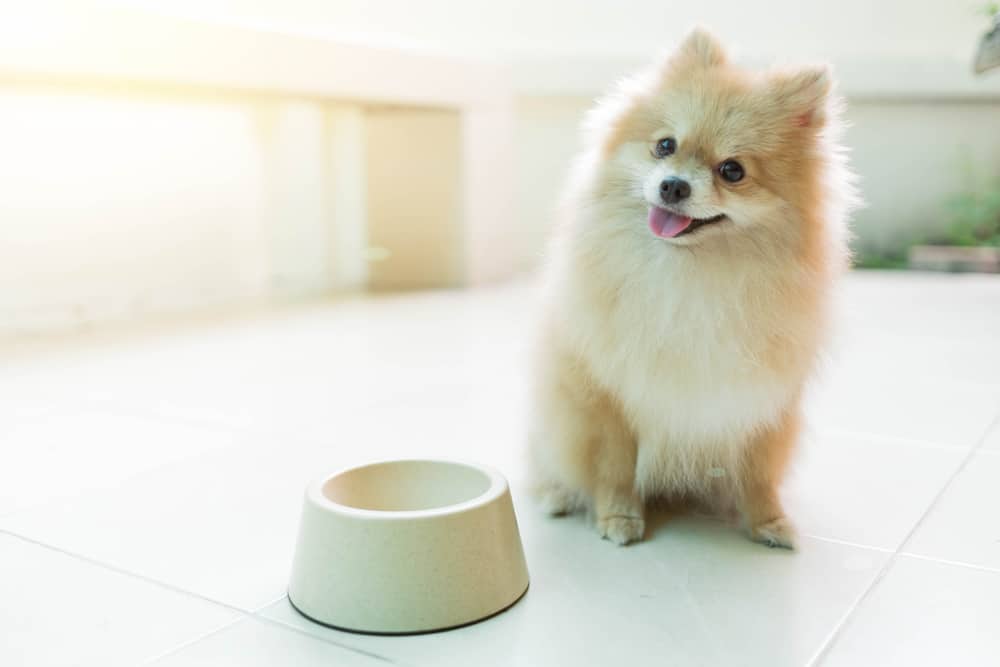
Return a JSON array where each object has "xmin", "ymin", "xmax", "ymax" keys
[{"xmin": 306, "ymin": 458, "xmax": 509, "ymax": 520}]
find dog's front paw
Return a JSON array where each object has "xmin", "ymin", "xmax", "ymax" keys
[
  {"xmin": 749, "ymin": 516, "xmax": 797, "ymax": 550},
  {"xmin": 536, "ymin": 482, "xmax": 582, "ymax": 517},
  {"xmin": 597, "ymin": 515, "xmax": 645, "ymax": 546}
]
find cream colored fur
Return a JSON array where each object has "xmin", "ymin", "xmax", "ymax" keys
[{"xmin": 529, "ymin": 28, "xmax": 857, "ymax": 548}]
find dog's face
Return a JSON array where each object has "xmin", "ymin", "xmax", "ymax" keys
[{"xmin": 588, "ymin": 29, "xmax": 835, "ymax": 247}]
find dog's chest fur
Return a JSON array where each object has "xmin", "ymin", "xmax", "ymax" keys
[{"xmin": 560, "ymin": 231, "xmax": 819, "ymax": 496}]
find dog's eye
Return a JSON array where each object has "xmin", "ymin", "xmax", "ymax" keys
[
  {"xmin": 652, "ymin": 137, "xmax": 676, "ymax": 158},
  {"xmin": 718, "ymin": 160, "xmax": 745, "ymax": 183}
]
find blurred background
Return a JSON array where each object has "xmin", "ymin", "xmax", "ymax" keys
[{"xmin": 2, "ymin": 0, "xmax": 999, "ymax": 338}]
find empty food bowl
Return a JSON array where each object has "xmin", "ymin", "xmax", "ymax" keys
[{"xmin": 288, "ymin": 459, "xmax": 530, "ymax": 634}]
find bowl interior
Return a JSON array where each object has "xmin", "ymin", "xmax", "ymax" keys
[{"xmin": 322, "ymin": 460, "xmax": 493, "ymax": 512}]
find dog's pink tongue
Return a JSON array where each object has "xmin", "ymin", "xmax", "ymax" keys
[{"xmin": 648, "ymin": 207, "xmax": 693, "ymax": 238}]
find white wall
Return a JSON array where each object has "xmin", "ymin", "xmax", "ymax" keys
[
  {"xmin": 848, "ymin": 102, "xmax": 1000, "ymax": 252},
  {"xmin": 122, "ymin": 0, "xmax": 1000, "ymax": 263},
  {"xmin": 0, "ymin": 85, "xmax": 366, "ymax": 335},
  {"xmin": 120, "ymin": 0, "xmax": 985, "ymax": 64},
  {"xmin": 0, "ymin": 3, "xmax": 517, "ymax": 337},
  {"xmin": 0, "ymin": 86, "xmax": 263, "ymax": 333}
]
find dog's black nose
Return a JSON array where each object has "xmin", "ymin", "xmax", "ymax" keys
[{"xmin": 659, "ymin": 177, "xmax": 691, "ymax": 204}]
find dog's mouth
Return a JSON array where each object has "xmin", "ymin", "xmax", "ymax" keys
[{"xmin": 648, "ymin": 206, "xmax": 727, "ymax": 239}]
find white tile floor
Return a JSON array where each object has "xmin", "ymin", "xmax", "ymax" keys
[{"xmin": 2, "ymin": 271, "xmax": 999, "ymax": 666}]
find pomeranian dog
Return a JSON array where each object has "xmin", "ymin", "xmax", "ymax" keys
[{"xmin": 529, "ymin": 28, "xmax": 856, "ymax": 549}]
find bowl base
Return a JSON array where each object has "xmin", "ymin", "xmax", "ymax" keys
[{"xmin": 286, "ymin": 582, "xmax": 529, "ymax": 637}]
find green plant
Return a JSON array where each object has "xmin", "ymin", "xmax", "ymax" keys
[
  {"xmin": 922, "ymin": 152, "xmax": 1000, "ymax": 247},
  {"xmin": 853, "ymin": 247, "xmax": 909, "ymax": 270},
  {"xmin": 854, "ymin": 179, "xmax": 1000, "ymax": 269},
  {"xmin": 937, "ymin": 187, "xmax": 1000, "ymax": 246}
]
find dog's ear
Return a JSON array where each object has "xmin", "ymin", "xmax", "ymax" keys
[
  {"xmin": 768, "ymin": 65, "xmax": 833, "ymax": 129},
  {"xmin": 671, "ymin": 27, "xmax": 728, "ymax": 68}
]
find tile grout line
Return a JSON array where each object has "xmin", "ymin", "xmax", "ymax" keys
[
  {"xmin": 249, "ymin": 611, "xmax": 401, "ymax": 665},
  {"xmin": 898, "ymin": 551, "xmax": 1000, "ymax": 576},
  {"xmin": 75, "ymin": 391, "xmax": 395, "ymax": 441},
  {"xmin": 140, "ymin": 615, "xmax": 249, "ymax": 665},
  {"xmin": 79, "ymin": 395, "xmax": 263, "ymax": 437},
  {"xmin": 799, "ymin": 533, "xmax": 894, "ymax": 553},
  {"xmin": 806, "ymin": 409, "xmax": 1000, "ymax": 667},
  {"xmin": 140, "ymin": 610, "xmax": 404, "ymax": 666},
  {"xmin": 0, "ymin": 530, "xmax": 402, "ymax": 664},
  {"xmin": 0, "ymin": 528, "xmax": 249, "ymax": 615},
  {"xmin": 0, "ymin": 531, "xmax": 260, "ymax": 664},
  {"xmin": 249, "ymin": 593, "xmax": 294, "ymax": 614},
  {"xmin": 814, "ymin": 427, "xmax": 979, "ymax": 452}
]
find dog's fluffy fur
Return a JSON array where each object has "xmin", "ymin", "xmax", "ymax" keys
[{"xmin": 529, "ymin": 28, "xmax": 857, "ymax": 548}]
